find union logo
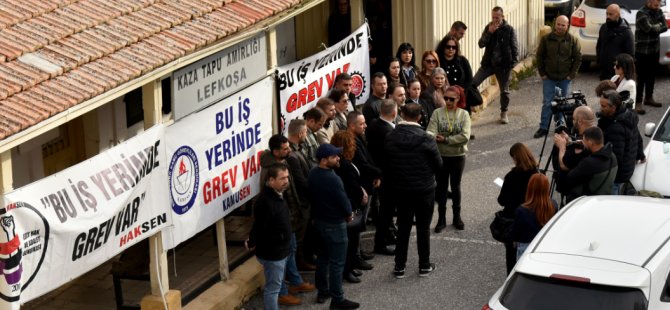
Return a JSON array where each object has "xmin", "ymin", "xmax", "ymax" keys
[
  {"xmin": 168, "ymin": 146, "xmax": 200, "ymax": 215},
  {"xmin": 350, "ymin": 71, "xmax": 366, "ymax": 99}
]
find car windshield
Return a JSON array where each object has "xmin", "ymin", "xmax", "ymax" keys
[
  {"xmin": 584, "ymin": 0, "xmax": 665, "ymax": 9},
  {"xmin": 653, "ymin": 111, "xmax": 670, "ymax": 142},
  {"xmin": 500, "ymin": 273, "xmax": 648, "ymax": 310}
]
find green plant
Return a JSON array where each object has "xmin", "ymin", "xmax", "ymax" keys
[{"xmin": 510, "ymin": 59, "xmax": 537, "ymax": 90}]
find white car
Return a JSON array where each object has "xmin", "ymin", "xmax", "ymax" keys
[
  {"xmin": 569, "ymin": 0, "xmax": 670, "ymax": 65},
  {"xmin": 484, "ymin": 196, "xmax": 670, "ymax": 310},
  {"xmin": 630, "ymin": 106, "xmax": 670, "ymax": 197},
  {"xmin": 545, "ymin": 0, "xmax": 582, "ymax": 21}
]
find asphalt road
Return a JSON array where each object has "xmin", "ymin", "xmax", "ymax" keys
[{"xmin": 241, "ymin": 64, "xmax": 669, "ymax": 310}]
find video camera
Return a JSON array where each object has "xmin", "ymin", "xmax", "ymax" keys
[{"xmin": 550, "ymin": 90, "xmax": 587, "ymax": 134}]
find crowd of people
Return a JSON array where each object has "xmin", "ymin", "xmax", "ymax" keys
[{"xmin": 247, "ymin": 1, "xmax": 665, "ymax": 309}]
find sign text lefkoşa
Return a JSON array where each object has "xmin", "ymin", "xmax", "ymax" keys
[{"xmin": 173, "ymin": 34, "xmax": 267, "ymax": 120}]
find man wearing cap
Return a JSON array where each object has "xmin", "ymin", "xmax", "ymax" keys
[{"xmin": 308, "ymin": 144, "xmax": 360, "ymax": 309}]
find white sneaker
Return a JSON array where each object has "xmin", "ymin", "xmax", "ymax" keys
[{"xmin": 500, "ymin": 112, "xmax": 509, "ymax": 124}]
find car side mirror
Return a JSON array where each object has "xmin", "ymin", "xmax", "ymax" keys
[{"xmin": 644, "ymin": 122, "xmax": 656, "ymax": 137}]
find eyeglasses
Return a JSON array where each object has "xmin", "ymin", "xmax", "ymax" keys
[
  {"xmin": 444, "ymin": 96, "xmax": 457, "ymax": 102},
  {"xmin": 425, "ymin": 59, "xmax": 437, "ymax": 64},
  {"xmin": 446, "ymin": 45, "xmax": 457, "ymax": 50}
]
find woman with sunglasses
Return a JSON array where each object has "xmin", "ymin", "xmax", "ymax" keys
[
  {"xmin": 437, "ymin": 36, "xmax": 474, "ymax": 113},
  {"xmin": 395, "ymin": 42, "xmax": 418, "ymax": 87},
  {"xmin": 610, "ymin": 53, "xmax": 638, "ymax": 113},
  {"xmin": 417, "ymin": 50, "xmax": 440, "ymax": 90},
  {"xmin": 427, "ymin": 86, "xmax": 471, "ymax": 232}
]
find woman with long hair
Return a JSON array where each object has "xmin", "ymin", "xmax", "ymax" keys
[
  {"xmin": 497, "ymin": 142, "xmax": 538, "ymax": 273},
  {"xmin": 611, "ymin": 53, "xmax": 638, "ymax": 113},
  {"xmin": 396, "ymin": 42, "xmax": 418, "ymax": 87},
  {"xmin": 417, "ymin": 50, "xmax": 440, "ymax": 90},
  {"xmin": 427, "ymin": 86, "xmax": 471, "ymax": 232},
  {"xmin": 330, "ymin": 130, "xmax": 369, "ymax": 283},
  {"xmin": 420, "ymin": 67, "xmax": 448, "ymax": 121},
  {"xmin": 436, "ymin": 36, "xmax": 474, "ymax": 113},
  {"xmin": 510, "ymin": 173, "xmax": 557, "ymax": 260}
]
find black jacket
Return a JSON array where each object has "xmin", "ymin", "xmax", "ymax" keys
[
  {"xmin": 598, "ymin": 109, "xmax": 642, "ymax": 183},
  {"xmin": 596, "ymin": 18, "xmax": 634, "ymax": 79},
  {"xmin": 353, "ymin": 135, "xmax": 382, "ymax": 192},
  {"xmin": 366, "ymin": 118, "xmax": 394, "ymax": 171},
  {"xmin": 335, "ymin": 159, "xmax": 365, "ymax": 210},
  {"xmin": 478, "ymin": 20, "xmax": 519, "ymax": 69},
  {"xmin": 565, "ymin": 143, "xmax": 618, "ymax": 201},
  {"xmin": 384, "ymin": 122, "xmax": 442, "ymax": 192},
  {"xmin": 248, "ymin": 186, "xmax": 292, "ymax": 261},
  {"xmin": 497, "ymin": 168, "xmax": 538, "ymax": 217},
  {"xmin": 439, "ymin": 56, "xmax": 473, "ymax": 90}
]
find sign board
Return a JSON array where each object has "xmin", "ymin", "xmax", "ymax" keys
[
  {"xmin": 1, "ymin": 126, "xmax": 169, "ymax": 307},
  {"xmin": 164, "ymin": 78, "xmax": 273, "ymax": 249},
  {"xmin": 172, "ymin": 34, "xmax": 268, "ymax": 120},
  {"xmin": 276, "ymin": 23, "xmax": 370, "ymax": 134}
]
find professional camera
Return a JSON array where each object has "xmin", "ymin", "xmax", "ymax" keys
[{"xmin": 550, "ymin": 90, "xmax": 587, "ymax": 134}]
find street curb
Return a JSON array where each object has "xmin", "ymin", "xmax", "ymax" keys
[{"xmin": 183, "ymin": 258, "xmax": 263, "ymax": 310}]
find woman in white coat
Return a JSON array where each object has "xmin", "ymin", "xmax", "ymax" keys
[{"xmin": 611, "ymin": 53, "xmax": 638, "ymax": 113}]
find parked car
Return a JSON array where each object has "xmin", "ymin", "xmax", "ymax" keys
[
  {"xmin": 545, "ymin": 0, "xmax": 582, "ymax": 22},
  {"xmin": 483, "ymin": 196, "xmax": 670, "ymax": 310},
  {"xmin": 569, "ymin": 0, "xmax": 670, "ymax": 65},
  {"xmin": 630, "ymin": 106, "xmax": 670, "ymax": 197}
]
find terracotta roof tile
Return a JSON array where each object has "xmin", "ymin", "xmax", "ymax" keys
[{"xmin": 0, "ymin": 0, "xmax": 303, "ymax": 141}]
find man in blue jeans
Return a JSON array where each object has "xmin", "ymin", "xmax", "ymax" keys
[
  {"xmin": 246, "ymin": 163, "xmax": 292, "ymax": 310},
  {"xmin": 308, "ymin": 144, "xmax": 360, "ymax": 309},
  {"xmin": 535, "ymin": 15, "xmax": 581, "ymax": 138}
]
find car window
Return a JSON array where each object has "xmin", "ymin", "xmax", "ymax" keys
[
  {"xmin": 653, "ymin": 111, "xmax": 670, "ymax": 143},
  {"xmin": 500, "ymin": 273, "xmax": 648, "ymax": 310},
  {"xmin": 584, "ymin": 0, "xmax": 666, "ymax": 9}
]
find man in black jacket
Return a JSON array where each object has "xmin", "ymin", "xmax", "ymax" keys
[
  {"xmin": 384, "ymin": 103, "xmax": 442, "ymax": 279},
  {"xmin": 635, "ymin": 0, "xmax": 668, "ymax": 110},
  {"xmin": 598, "ymin": 90, "xmax": 646, "ymax": 194},
  {"xmin": 472, "ymin": 6, "xmax": 519, "ymax": 124},
  {"xmin": 596, "ymin": 4, "xmax": 634, "ymax": 80},
  {"xmin": 558, "ymin": 127, "xmax": 618, "ymax": 202},
  {"xmin": 366, "ymin": 100, "xmax": 397, "ymax": 255},
  {"xmin": 246, "ymin": 163, "xmax": 292, "ymax": 310}
]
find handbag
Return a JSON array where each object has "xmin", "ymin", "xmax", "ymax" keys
[
  {"xmin": 466, "ymin": 85, "xmax": 483, "ymax": 107},
  {"xmin": 489, "ymin": 211, "xmax": 514, "ymax": 243},
  {"xmin": 347, "ymin": 195, "xmax": 371, "ymax": 232}
]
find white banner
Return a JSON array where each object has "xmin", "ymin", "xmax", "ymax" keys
[
  {"xmin": 173, "ymin": 33, "xmax": 267, "ymax": 120},
  {"xmin": 277, "ymin": 23, "xmax": 370, "ymax": 134},
  {"xmin": 1, "ymin": 125, "xmax": 170, "ymax": 307},
  {"xmin": 164, "ymin": 77, "xmax": 273, "ymax": 249}
]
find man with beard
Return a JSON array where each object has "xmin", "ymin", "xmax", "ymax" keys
[
  {"xmin": 596, "ymin": 4, "xmax": 634, "ymax": 81},
  {"xmin": 308, "ymin": 144, "xmax": 359, "ymax": 309},
  {"xmin": 302, "ymin": 108, "xmax": 326, "ymax": 166},
  {"xmin": 316, "ymin": 98, "xmax": 339, "ymax": 145},
  {"xmin": 259, "ymin": 134, "xmax": 315, "ymax": 306}
]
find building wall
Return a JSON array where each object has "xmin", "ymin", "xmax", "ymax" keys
[
  {"xmin": 393, "ymin": 0, "xmax": 544, "ymax": 86},
  {"xmin": 295, "ymin": 0, "xmax": 330, "ymax": 59}
]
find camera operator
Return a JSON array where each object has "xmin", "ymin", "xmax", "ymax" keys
[
  {"xmin": 555, "ymin": 127, "xmax": 617, "ymax": 202},
  {"xmin": 597, "ymin": 90, "xmax": 646, "ymax": 195},
  {"xmin": 552, "ymin": 106, "xmax": 597, "ymax": 199}
]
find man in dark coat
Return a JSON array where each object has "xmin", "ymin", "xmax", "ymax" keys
[
  {"xmin": 559, "ymin": 127, "xmax": 618, "ymax": 202},
  {"xmin": 597, "ymin": 90, "xmax": 646, "ymax": 195},
  {"xmin": 365, "ymin": 100, "xmax": 397, "ymax": 255},
  {"xmin": 384, "ymin": 103, "xmax": 442, "ymax": 279},
  {"xmin": 596, "ymin": 4, "xmax": 634, "ymax": 80},
  {"xmin": 472, "ymin": 6, "xmax": 519, "ymax": 124},
  {"xmin": 246, "ymin": 163, "xmax": 292, "ymax": 310},
  {"xmin": 635, "ymin": 0, "xmax": 668, "ymax": 109}
]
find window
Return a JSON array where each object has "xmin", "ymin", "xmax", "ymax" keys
[
  {"xmin": 124, "ymin": 88, "xmax": 143, "ymax": 128},
  {"xmin": 500, "ymin": 273, "xmax": 648, "ymax": 310}
]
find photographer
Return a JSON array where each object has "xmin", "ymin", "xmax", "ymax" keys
[
  {"xmin": 555, "ymin": 127, "xmax": 617, "ymax": 202},
  {"xmin": 552, "ymin": 106, "xmax": 597, "ymax": 199},
  {"xmin": 597, "ymin": 90, "xmax": 646, "ymax": 195}
]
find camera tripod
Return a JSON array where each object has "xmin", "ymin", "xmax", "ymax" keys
[{"xmin": 536, "ymin": 113, "xmax": 571, "ymax": 207}]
